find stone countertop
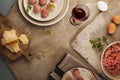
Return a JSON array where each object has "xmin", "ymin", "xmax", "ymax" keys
[{"xmin": 3, "ymin": 0, "xmax": 114, "ymax": 80}]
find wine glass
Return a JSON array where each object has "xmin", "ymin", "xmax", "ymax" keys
[{"xmin": 70, "ymin": 4, "xmax": 90, "ymax": 25}]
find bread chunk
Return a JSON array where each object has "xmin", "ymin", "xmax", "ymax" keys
[
  {"xmin": 1, "ymin": 29, "xmax": 18, "ymax": 45},
  {"xmin": 1, "ymin": 29, "xmax": 29, "ymax": 53},
  {"xmin": 19, "ymin": 34, "xmax": 29, "ymax": 44},
  {"xmin": 6, "ymin": 41, "xmax": 20, "ymax": 53}
]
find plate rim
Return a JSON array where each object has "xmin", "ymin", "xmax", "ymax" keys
[{"xmin": 18, "ymin": 0, "xmax": 69, "ymax": 26}]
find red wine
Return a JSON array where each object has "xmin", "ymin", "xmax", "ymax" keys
[{"xmin": 72, "ymin": 8, "xmax": 86, "ymax": 20}]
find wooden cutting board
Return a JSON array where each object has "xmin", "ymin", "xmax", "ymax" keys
[
  {"xmin": 0, "ymin": 13, "xmax": 33, "ymax": 61},
  {"xmin": 71, "ymin": 0, "xmax": 120, "ymax": 76}
]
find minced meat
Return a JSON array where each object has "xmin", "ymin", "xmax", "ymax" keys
[{"xmin": 102, "ymin": 43, "xmax": 120, "ymax": 76}]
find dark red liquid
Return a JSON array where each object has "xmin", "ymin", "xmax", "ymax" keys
[{"xmin": 72, "ymin": 8, "xmax": 86, "ymax": 20}]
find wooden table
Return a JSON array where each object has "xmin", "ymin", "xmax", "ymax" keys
[{"xmin": 5, "ymin": 0, "xmax": 115, "ymax": 80}]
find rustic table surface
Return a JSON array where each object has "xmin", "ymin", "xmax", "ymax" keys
[{"xmin": 1, "ymin": 0, "xmax": 117, "ymax": 80}]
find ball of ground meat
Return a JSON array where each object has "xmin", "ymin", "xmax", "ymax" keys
[
  {"xmin": 41, "ymin": 8, "xmax": 49, "ymax": 18},
  {"xmin": 72, "ymin": 69, "xmax": 80, "ymax": 78},
  {"xmin": 50, "ymin": 0, "xmax": 57, "ymax": 3},
  {"xmin": 33, "ymin": 4, "xmax": 41, "ymax": 13},
  {"xmin": 28, "ymin": 0, "xmax": 36, "ymax": 5},
  {"xmin": 77, "ymin": 77, "xmax": 84, "ymax": 80},
  {"xmin": 66, "ymin": 76, "xmax": 73, "ymax": 80},
  {"xmin": 39, "ymin": 0, "xmax": 47, "ymax": 6}
]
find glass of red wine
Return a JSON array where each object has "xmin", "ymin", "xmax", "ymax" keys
[{"xmin": 70, "ymin": 4, "xmax": 90, "ymax": 25}]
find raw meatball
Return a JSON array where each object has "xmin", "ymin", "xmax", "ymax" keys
[
  {"xmin": 33, "ymin": 4, "xmax": 41, "ymax": 13},
  {"xmin": 77, "ymin": 77, "xmax": 84, "ymax": 80},
  {"xmin": 72, "ymin": 69, "xmax": 80, "ymax": 78},
  {"xmin": 41, "ymin": 8, "xmax": 49, "ymax": 18},
  {"xmin": 50, "ymin": 0, "xmax": 57, "ymax": 3},
  {"xmin": 66, "ymin": 76, "xmax": 73, "ymax": 80},
  {"xmin": 39, "ymin": 0, "xmax": 47, "ymax": 6},
  {"xmin": 28, "ymin": 0, "xmax": 36, "ymax": 5}
]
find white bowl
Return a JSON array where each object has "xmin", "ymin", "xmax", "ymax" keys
[
  {"xmin": 101, "ymin": 41, "xmax": 120, "ymax": 80},
  {"xmin": 62, "ymin": 67, "xmax": 96, "ymax": 80}
]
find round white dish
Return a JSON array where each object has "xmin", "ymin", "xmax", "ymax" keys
[
  {"xmin": 23, "ymin": 0, "xmax": 63, "ymax": 21},
  {"xmin": 62, "ymin": 67, "xmax": 96, "ymax": 80},
  {"xmin": 18, "ymin": 0, "xmax": 69, "ymax": 26},
  {"xmin": 101, "ymin": 41, "xmax": 120, "ymax": 80}
]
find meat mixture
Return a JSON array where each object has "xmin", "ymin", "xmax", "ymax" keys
[{"xmin": 102, "ymin": 43, "xmax": 120, "ymax": 76}]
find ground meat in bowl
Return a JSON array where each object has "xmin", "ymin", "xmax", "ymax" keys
[{"xmin": 102, "ymin": 43, "xmax": 120, "ymax": 76}]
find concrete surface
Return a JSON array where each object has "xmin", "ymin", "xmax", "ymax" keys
[{"xmin": 0, "ymin": 0, "xmax": 115, "ymax": 80}]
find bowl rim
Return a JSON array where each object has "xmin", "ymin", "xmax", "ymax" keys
[{"xmin": 101, "ymin": 41, "xmax": 120, "ymax": 79}]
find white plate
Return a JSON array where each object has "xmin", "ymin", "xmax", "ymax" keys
[
  {"xmin": 62, "ymin": 67, "xmax": 96, "ymax": 80},
  {"xmin": 18, "ymin": 0, "xmax": 69, "ymax": 26},
  {"xmin": 23, "ymin": 0, "xmax": 63, "ymax": 21}
]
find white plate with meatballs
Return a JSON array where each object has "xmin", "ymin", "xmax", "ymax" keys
[
  {"xmin": 62, "ymin": 67, "xmax": 96, "ymax": 80},
  {"xmin": 18, "ymin": 0, "xmax": 69, "ymax": 26},
  {"xmin": 23, "ymin": 0, "xmax": 63, "ymax": 21}
]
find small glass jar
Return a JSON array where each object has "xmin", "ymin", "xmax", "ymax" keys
[{"xmin": 70, "ymin": 4, "xmax": 90, "ymax": 25}]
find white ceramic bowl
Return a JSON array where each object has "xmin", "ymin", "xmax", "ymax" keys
[
  {"xmin": 62, "ymin": 67, "xmax": 96, "ymax": 80},
  {"xmin": 101, "ymin": 41, "xmax": 120, "ymax": 80}
]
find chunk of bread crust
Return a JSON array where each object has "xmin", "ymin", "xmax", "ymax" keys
[
  {"xmin": 1, "ymin": 29, "xmax": 19, "ymax": 45},
  {"xmin": 19, "ymin": 34, "xmax": 29, "ymax": 44},
  {"xmin": 5, "ymin": 42, "xmax": 20, "ymax": 53}
]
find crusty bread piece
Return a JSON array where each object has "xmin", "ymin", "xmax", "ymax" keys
[
  {"xmin": 1, "ymin": 29, "xmax": 19, "ymax": 45},
  {"xmin": 19, "ymin": 34, "xmax": 29, "ymax": 44},
  {"xmin": 1, "ymin": 29, "xmax": 29, "ymax": 53},
  {"xmin": 5, "ymin": 41, "xmax": 20, "ymax": 53},
  {"xmin": 1, "ymin": 29, "xmax": 20, "ymax": 53}
]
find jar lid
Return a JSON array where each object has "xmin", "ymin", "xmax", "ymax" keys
[{"xmin": 97, "ymin": 1, "xmax": 108, "ymax": 11}]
